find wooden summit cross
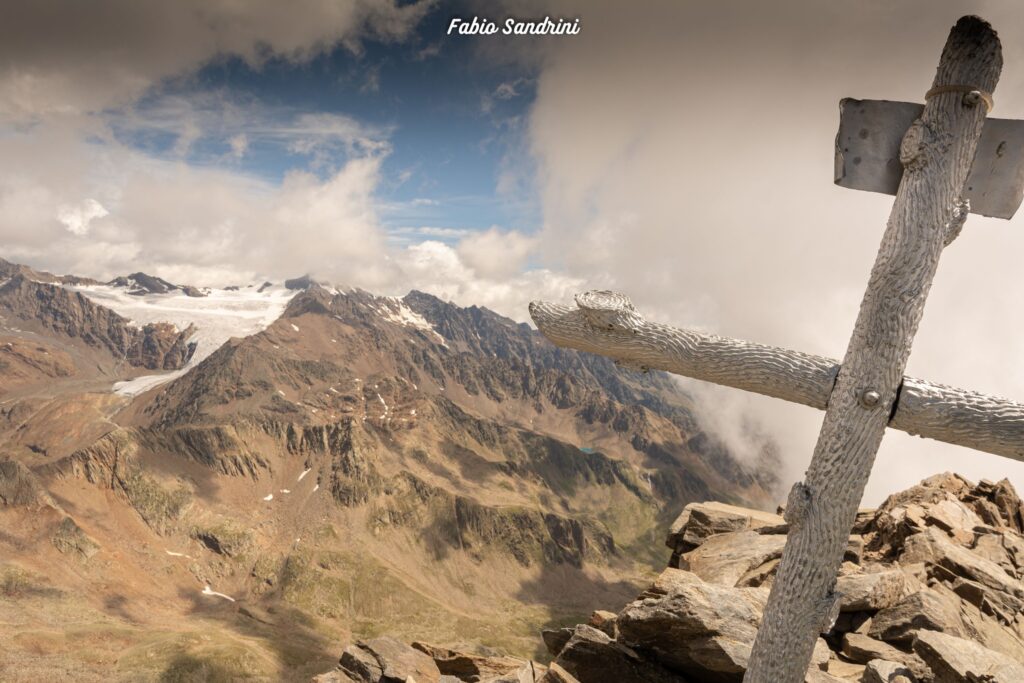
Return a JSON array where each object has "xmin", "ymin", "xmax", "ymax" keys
[{"xmin": 529, "ymin": 16, "xmax": 1024, "ymax": 683}]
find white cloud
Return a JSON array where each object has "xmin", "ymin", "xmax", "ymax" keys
[
  {"xmin": 0, "ymin": 120, "xmax": 390, "ymax": 286},
  {"xmin": 456, "ymin": 227, "xmax": 537, "ymax": 280},
  {"xmin": 56, "ymin": 198, "xmax": 108, "ymax": 236},
  {"xmin": 393, "ymin": 239, "xmax": 582, "ymax": 321}
]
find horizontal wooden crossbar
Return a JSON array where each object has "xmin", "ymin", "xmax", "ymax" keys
[{"xmin": 529, "ymin": 293, "xmax": 1024, "ymax": 462}]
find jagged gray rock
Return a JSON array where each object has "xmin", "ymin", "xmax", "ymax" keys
[
  {"xmin": 542, "ymin": 629, "xmax": 575, "ymax": 658},
  {"xmin": 913, "ymin": 629, "xmax": 1024, "ymax": 682},
  {"xmin": 336, "ymin": 637, "xmax": 441, "ymax": 683},
  {"xmin": 679, "ymin": 530, "xmax": 785, "ymax": 586},
  {"xmin": 666, "ymin": 502, "xmax": 783, "ymax": 558},
  {"xmin": 841, "ymin": 633, "xmax": 927, "ymax": 679},
  {"xmin": 549, "ymin": 625, "xmax": 680, "ymax": 683},
  {"xmin": 834, "ymin": 569, "xmax": 912, "ymax": 612},
  {"xmin": 615, "ymin": 568, "xmax": 829, "ymax": 682},
  {"xmin": 312, "ymin": 472, "xmax": 1024, "ymax": 683},
  {"xmin": 868, "ymin": 589, "xmax": 966, "ymax": 643}
]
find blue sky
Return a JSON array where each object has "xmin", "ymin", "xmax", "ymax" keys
[{"xmin": 110, "ymin": 5, "xmax": 540, "ymax": 244}]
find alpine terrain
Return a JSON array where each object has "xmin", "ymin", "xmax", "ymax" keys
[{"xmin": 0, "ymin": 257, "xmax": 779, "ymax": 682}]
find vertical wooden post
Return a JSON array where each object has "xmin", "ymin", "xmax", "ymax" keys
[{"xmin": 743, "ymin": 16, "xmax": 1001, "ymax": 683}]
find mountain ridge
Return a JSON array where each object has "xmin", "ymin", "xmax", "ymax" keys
[{"xmin": 0, "ymin": 257, "xmax": 780, "ymax": 681}]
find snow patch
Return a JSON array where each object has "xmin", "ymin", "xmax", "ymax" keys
[
  {"xmin": 375, "ymin": 297, "xmax": 448, "ymax": 347},
  {"xmin": 297, "ymin": 468, "xmax": 311, "ymax": 482},
  {"xmin": 291, "ymin": 323, "xmax": 300, "ymax": 332},
  {"xmin": 114, "ymin": 368, "xmax": 189, "ymax": 397},
  {"xmin": 202, "ymin": 585, "xmax": 235, "ymax": 602},
  {"xmin": 69, "ymin": 283, "xmax": 296, "ymax": 396},
  {"xmin": 263, "ymin": 493, "xmax": 274, "ymax": 501}
]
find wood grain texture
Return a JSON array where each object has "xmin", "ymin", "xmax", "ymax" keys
[
  {"xmin": 744, "ymin": 16, "xmax": 1001, "ymax": 682},
  {"xmin": 528, "ymin": 298, "xmax": 838, "ymax": 409},
  {"xmin": 529, "ymin": 299, "xmax": 1024, "ymax": 461},
  {"xmin": 896, "ymin": 378, "xmax": 1024, "ymax": 459}
]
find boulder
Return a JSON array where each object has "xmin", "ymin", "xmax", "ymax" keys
[
  {"xmin": 923, "ymin": 497, "xmax": 983, "ymax": 543},
  {"xmin": 413, "ymin": 642, "xmax": 528, "ymax": 682},
  {"xmin": 587, "ymin": 610, "xmax": 617, "ymax": 638},
  {"xmin": 822, "ymin": 658, "xmax": 865, "ymax": 680},
  {"xmin": 902, "ymin": 527, "xmax": 1022, "ymax": 600},
  {"xmin": 550, "ymin": 625, "xmax": 680, "ymax": 683},
  {"xmin": 913, "ymin": 629, "xmax": 1024, "ymax": 683},
  {"xmin": 666, "ymin": 502, "xmax": 783, "ymax": 557},
  {"xmin": 338, "ymin": 637, "xmax": 441, "ymax": 683},
  {"xmin": 615, "ymin": 568, "xmax": 765, "ymax": 680},
  {"xmin": 861, "ymin": 659, "xmax": 914, "ymax": 683},
  {"xmin": 615, "ymin": 567, "xmax": 828, "ymax": 682},
  {"xmin": 972, "ymin": 530, "xmax": 1024, "ymax": 580},
  {"xmin": 834, "ymin": 569, "xmax": 911, "ymax": 612},
  {"xmin": 736, "ymin": 558, "xmax": 779, "ymax": 588},
  {"xmin": 542, "ymin": 628, "xmax": 575, "ymax": 657},
  {"xmin": 840, "ymin": 634, "xmax": 927, "ymax": 679},
  {"xmin": 679, "ymin": 530, "xmax": 785, "ymax": 586},
  {"xmin": 868, "ymin": 589, "xmax": 965, "ymax": 644}
]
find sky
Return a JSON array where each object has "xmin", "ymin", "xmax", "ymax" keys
[{"xmin": 5, "ymin": 0, "xmax": 1024, "ymax": 503}]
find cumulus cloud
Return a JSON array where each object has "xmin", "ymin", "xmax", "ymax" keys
[
  {"xmin": 514, "ymin": 0, "xmax": 1024, "ymax": 502},
  {"xmin": 393, "ymin": 239, "xmax": 582, "ymax": 320},
  {"xmin": 0, "ymin": 0, "xmax": 434, "ymax": 122},
  {"xmin": 0, "ymin": 120, "xmax": 390, "ymax": 286},
  {"xmin": 456, "ymin": 227, "xmax": 537, "ymax": 280},
  {"xmin": 56, "ymin": 198, "xmax": 108, "ymax": 236}
]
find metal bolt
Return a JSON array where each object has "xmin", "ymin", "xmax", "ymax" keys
[
  {"xmin": 963, "ymin": 90, "xmax": 983, "ymax": 108},
  {"xmin": 860, "ymin": 389, "xmax": 881, "ymax": 408}
]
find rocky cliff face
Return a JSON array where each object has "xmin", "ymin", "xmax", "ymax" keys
[
  {"xmin": 0, "ymin": 275, "xmax": 196, "ymax": 370},
  {"xmin": 320, "ymin": 472, "xmax": 1024, "ymax": 683}
]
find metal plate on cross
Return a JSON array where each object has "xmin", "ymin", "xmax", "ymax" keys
[{"xmin": 835, "ymin": 98, "xmax": 1024, "ymax": 219}]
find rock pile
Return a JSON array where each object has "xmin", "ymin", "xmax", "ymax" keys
[{"xmin": 313, "ymin": 473, "xmax": 1024, "ymax": 682}]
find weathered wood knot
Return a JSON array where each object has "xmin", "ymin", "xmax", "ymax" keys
[
  {"xmin": 899, "ymin": 118, "xmax": 930, "ymax": 171},
  {"xmin": 575, "ymin": 290, "xmax": 645, "ymax": 333},
  {"xmin": 944, "ymin": 197, "xmax": 970, "ymax": 246},
  {"xmin": 783, "ymin": 481, "xmax": 812, "ymax": 528}
]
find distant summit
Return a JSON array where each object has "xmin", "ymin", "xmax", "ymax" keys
[
  {"xmin": 107, "ymin": 272, "xmax": 207, "ymax": 297},
  {"xmin": 283, "ymin": 274, "xmax": 321, "ymax": 290}
]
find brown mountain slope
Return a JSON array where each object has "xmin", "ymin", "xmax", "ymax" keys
[{"xmin": 0, "ymin": 276, "xmax": 779, "ymax": 681}]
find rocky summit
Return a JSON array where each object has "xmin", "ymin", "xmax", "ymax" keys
[{"xmin": 312, "ymin": 472, "xmax": 1024, "ymax": 683}]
